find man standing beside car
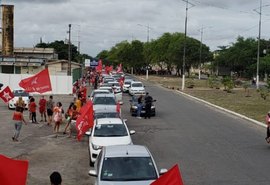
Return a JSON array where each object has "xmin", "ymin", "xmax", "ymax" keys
[{"xmin": 144, "ymin": 92, "xmax": 153, "ymax": 119}]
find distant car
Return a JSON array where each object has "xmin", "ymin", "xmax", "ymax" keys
[
  {"xmin": 129, "ymin": 81, "xmax": 146, "ymax": 96},
  {"xmin": 89, "ymin": 145, "xmax": 167, "ymax": 184},
  {"xmin": 94, "ymin": 107, "xmax": 120, "ymax": 120},
  {"xmin": 103, "ymin": 77, "xmax": 115, "ymax": 84},
  {"xmin": 90, "ymin": 89, "xmax": 111, "ymax": 101},
  {"xmin": 8, "ymin": 89, "xmax": 31, "ymax": 109},
  {"xmin": 123, "ymin": 79, "xmax": 133, "ymax": 93},
  {"xmin": 93, "ymin": 94, "xmax": 120, "ymax": 113},
  {"xmin": 86, "ymin": 118, "xmax": 135, "ymax": 166},
  {"xmin": 129, "ymin": 95, "xmax": 156, "ymax": 117}
]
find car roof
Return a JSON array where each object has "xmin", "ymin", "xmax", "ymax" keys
[
  {"xmin": 94, "ymin": 94, "xmax": 115, "ymax": 98},
  {"xmin": 96, "ymin": 118, "xmax": 123, "ymax": 125},
  {"xmin": 93, "ymin": 89, "xmax": 110, "ymax": 93},
  {"xmin": 131, "ymin": 81, "xmax": 142, "ymax": 84},
  {"xmin": 104, "ymin": 145, "xmax": 151, "ymax": 158}
]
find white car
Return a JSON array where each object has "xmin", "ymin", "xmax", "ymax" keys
[
  {"xmin": 129, "ymin": 81, "xmax": 146, "ymax": 96},
  {"xmin": 90, "ymin": 89, "xmax": 111, "ymax": 101},
  {"xmin": 89, "ymin": 145, "xmax": 167, "ymax": 185},
  {"xmin": 123, "ymin": 79, "xmax": 133, "ymax": 93},
  {"xmin": 87, "ymin": 118, "xmax": 135, "ymax": 166},
  {"xmin": 8, "ymin": 89, "xmax": 31, "ymax": 109},
  {"xmin": 93, "ymin": 94, "xmax": 121, "ymax": 115},
  {"xmin": 98, "ymin": 85, "xmax": 123, "ymax": 105}
]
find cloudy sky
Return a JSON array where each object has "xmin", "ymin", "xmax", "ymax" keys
[{"xmin": 2, "ymin": 0, "xmax": 270, "ymax": 57}]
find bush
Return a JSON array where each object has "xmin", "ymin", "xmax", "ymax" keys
[
  {"xmin": 208, "ymin": 75, "xmax": 220, "ymax": 89},
  {"xmin": 257, "ymin": 88, "xmax": 269, "ymax": 100},
  {"xmin": 222, "ymin": 76, "xmax": 234, "ymax": 93}
]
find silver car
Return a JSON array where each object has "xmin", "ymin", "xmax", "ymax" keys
[{"xmin": 89, "ymin": 145, "xmax": 167, "ymax": 185}]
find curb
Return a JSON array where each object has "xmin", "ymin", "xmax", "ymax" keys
[{"xmin": 136, "ymin": 76, "xmax": 267, "ymax": 128}]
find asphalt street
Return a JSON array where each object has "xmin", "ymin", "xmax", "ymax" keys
[{"xmin": 0, "ymin": 81, "xmax": 269, "ymax": 185}]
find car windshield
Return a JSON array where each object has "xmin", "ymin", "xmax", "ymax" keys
[
  {"xmin": 101, "ymin": 157, "xmax": 157, "ymax": 181},
  {"xmin": 93, "ymin": 97, "xmax": 116, "ymax": 105},
  {"xmin": 124, "ymin": 81, "xmax": 131, "ymax": 85},
  {"xmin": 132, "ymin": 83, "xmax": 142, "ymax": 87},
  {"xmin": 92, "ymin": 91, "xmax": 109, "ymax": 97},
  {"xmin": 94, "ymin": 112, "xmax": 119, "ymax": 119},
  {"xmin": 13, "ymin": 90, "xmax": 29, "ymax": 97},
  {"xmin": 94, "ymin": 124, "xmax": 128, "ymax": 137}
]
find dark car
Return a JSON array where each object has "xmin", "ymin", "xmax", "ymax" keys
[{"xmin": 129, "ymin": 96, "xmax": 156, "ymax": 117}]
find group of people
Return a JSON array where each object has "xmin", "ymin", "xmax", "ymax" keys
[
  {"xmin": 136, "ymin": 92, "xmax": 153, "ymax": 119},
  {"xmin": 11, "ymin": 91, "xmax": 83, "ymax": 141}
]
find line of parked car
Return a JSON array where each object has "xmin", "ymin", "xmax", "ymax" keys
[{"xmin": 87, "ymin": 72, "xmax": 166, "ymax": 185}]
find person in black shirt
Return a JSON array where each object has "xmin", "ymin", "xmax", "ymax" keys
[{"xmin": 144, "ymin": 92, "xmax": 153, "ymax": 119}]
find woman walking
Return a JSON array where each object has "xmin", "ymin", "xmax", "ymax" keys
[
  {"xmin": 46, "ymin": 95, "xmax": 54, "ymax": 126},
  {"xmin": 12, "ymin": 107, "xmax": 27, "ymax": 142},
  {"xmin": 53, "ymin": 102, "xmax": 63, "ymax": 137}
]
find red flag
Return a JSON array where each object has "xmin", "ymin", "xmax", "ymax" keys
[
  {"xmin": 19, "ymin": 68, "xmax": 52, "ymax": 93},
  {"xmin": 105, "ymin": 65, "xmax": 113, "ymax": 74},
  {"xmin": 116, "ymin": 63, "xmax": 122, "ymax": 73},
  {"xmin": 116, "ymin": 102, "xmax": 121, "ymax": 113},
  {"xmin": 0, "ymin": 154, "xmax": 29, "ymax": 185},
  {"xmin": 76, "ymin": 101, "xmax": 94, "ymax": 141},
  {"xmin": 151, "ymin": 164, "xmax": 184, "ymax": 185},
  {"xmin": 96, "ymin": 59, "xmax": 103, "ymax": 72},
  {"xmin": 0, "ymin": 86, "xmax": 14, "ymax": 103}
]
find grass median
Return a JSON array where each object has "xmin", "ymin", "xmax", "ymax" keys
[{"xmin": 138, "ymin": 75, "xmax": 270, "ymax": 123}]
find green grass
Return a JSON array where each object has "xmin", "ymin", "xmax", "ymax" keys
[{"xmin": 139, "ymin": 75, "xmax": 270, "ymax": 123}]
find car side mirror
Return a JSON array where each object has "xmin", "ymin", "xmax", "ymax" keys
[
  {"xmin": 89, "ymin": 170, "xmax": 97, "ymax": 177},
  {"xmin": 85, "ymin": 130, "xmax": 92, "ymax": 136},
  {"xmin": 159, "ymin": 168, "xmax": 168, "ymax": 175},
  {"xmin": 129, "ymin": 130, "xmax": 136, "ymax": 135}
]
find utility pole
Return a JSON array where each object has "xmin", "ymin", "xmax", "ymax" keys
[
  {"xmin": 256, "ymin": 0, "xmax": 262, "ymax": 89},
  {"xmin": 182, "ymin": 0, "xmax": 195, "ymax": 90},
  {"xmin": 137, "ymin": 23, "xmax": 151, "ymax": 80},
  {"xmin": 68, "ymin": 24, "xmax": 71, "ymax": 76},
  {"xmin": 199, "ymin": 26, "xmax": 203, "ymax": 80}
]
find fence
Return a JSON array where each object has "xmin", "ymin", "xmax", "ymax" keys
[{"xmin": 0, "ymin": 73, "xmax": 72, "ymax": 94}]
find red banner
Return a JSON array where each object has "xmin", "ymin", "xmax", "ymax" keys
[
  {"xmin": 116, "ymin": 63, "xmax": 122, "ymax": 73},
  {"xmin": 0, "ymin": 154, "xmax": 29, "ymax": 185},
  {"xmin": 19, "ymin": 68, "xmax": 52, "ymax": 93},
  {"xmin": 76, "ymin": 101, "xmax": 94, "ymax": 141},
  {"xmin": 151, "ymin": 164, "xmax": 184, "ymax": 185},
  {"xmin": 96, "ymin": 59, "xmax": 103, "ymax": 72},
  {"xmin": 0, "ymin": 86, "xmax": 14, "ymax": 103}
]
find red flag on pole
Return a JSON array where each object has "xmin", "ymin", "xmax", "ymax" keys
[
  {"xmin": 96, "ymin": 59, "xmax": 103, "ymax": 72},
  {"xmin": 0, "ymin": 86, "xmax": 14, "ymax": 103},
  {"xmin": 116, "ymin": 102, "xmax": 121, "ymax": 113},
  {"xmin": 151, "ymin": 164, "xmax": 184, "ymax": 185},
  {"xmin": 76, "ymin": 101, "xmax": 94, "ymax": 141},
  {"xmin": 0, "ymin": 154, "xmax": 29, "ymax": 185},
  {"xmin": 19, "ymin": 68, "xmax": 52, "ymax": 93},
  {"xmin": 116, "ymin": 63, "xmax": 122, "ymax": 73}
]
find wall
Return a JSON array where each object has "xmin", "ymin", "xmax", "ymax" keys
[{"xmin": 0, "ymin": 73, "xmax": 72, "ymax": 94}]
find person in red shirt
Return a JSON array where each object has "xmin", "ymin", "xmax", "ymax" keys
[
  {"xmin": 29, "ymin": 97, "xmax": 37, "ymax": 123},
  {"xmin": 39, "ymin": 95, "xmax": 47, "ymax": 122}
]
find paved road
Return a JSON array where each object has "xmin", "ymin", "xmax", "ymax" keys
[
  {"xmin": 126, "ymin": 80, "xmax": 270, "ymax": 185},
  {"xmin": 0, "ymin": 81, "xmax": 269, "ymax": 185}
]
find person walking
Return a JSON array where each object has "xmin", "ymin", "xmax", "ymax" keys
[
  {"xmin": 63, "ymin": 102, "xmax": 74, "ymax": 135},
  {"xmin": 39, "ymin": 95, "xmax": 47, "ymax": 122},
  {"xmin": 46, "ymin": 95, "xmax": 54, "ymax": 126},
  {"xmin": 265, "ymin": 111, "xmax": 270, "ymax": 143},
  {"xmin": 144, "ymin": 92, "xmax": 153, "ymax": 119},
  {"xmin": 12, "ymin": 107, "xmax": 27, "ymax": 142},
  {"xmin": 136, "ymin": 95, "xmax": 143, "ymax": 119},
  {"xmin": 68, "ymin": 104, "xmax": 79, "ymax": 138},
  {"xmin": 15, "ymin": 96, "xmax": 25, "ymax": 111},
  {"xmin": 53, "ymin": 102, "xmax": 63, "ymax": 137},
  {"xmin": 75, "ymin": 95, "xmax": 82, "ymax": 112},
  {"xmin": 29, "ymin": 97, "xmax": 37, "ymax": 123}
]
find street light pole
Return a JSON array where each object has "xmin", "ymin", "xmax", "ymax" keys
[
  {"xmin": 199, "ymin": 26, "xmax": 203, "ymax": 80},
  {"xmin": 68, "ymin": 24, "xmax": 72, "ymax": 76},
  {"xmin": 182, "ymin": 0, "xmax": 195, "ymax": 90},
  {"xmin": 137, "ymin": 23, "xmax": 151, "ymax": 80},
  {"xmin": 256, "ymin": 0, "xmax": 262, "ymax": 89}
]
